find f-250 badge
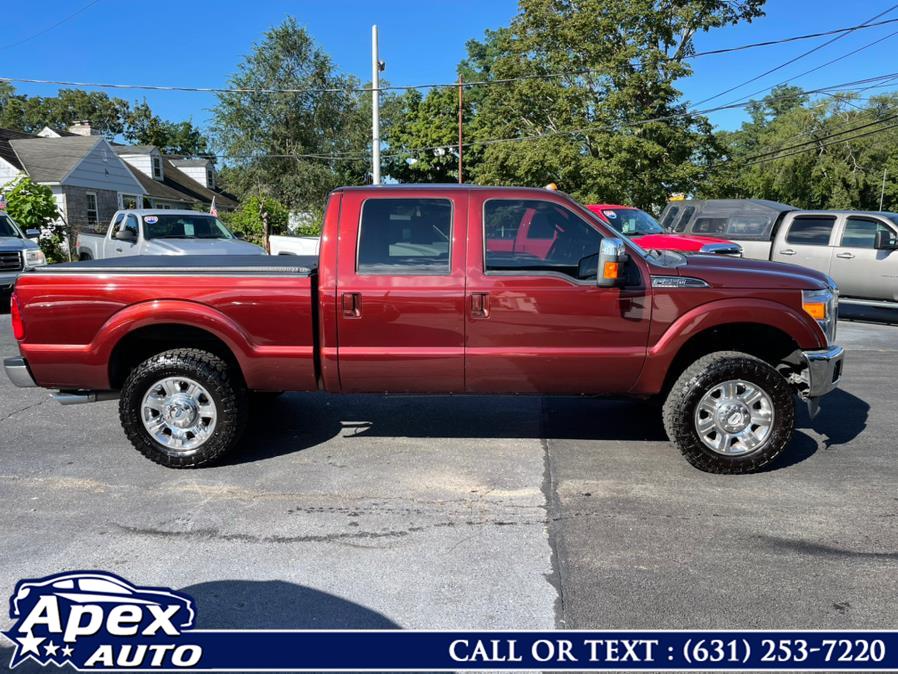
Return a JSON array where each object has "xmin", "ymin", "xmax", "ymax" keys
[{"xmin": 3, "ymin": 571, "xmax": 200, "ymax": 669}]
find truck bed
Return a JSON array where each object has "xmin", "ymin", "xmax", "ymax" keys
[
  {"xmin": 37, "ymin": 254, "xmax": 318, "ymax": 275},
  {"xmin": 14, "ymin": 255, "xmax": 320, "ymax": 392}
]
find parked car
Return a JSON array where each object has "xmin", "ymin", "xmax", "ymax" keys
[
  {"xmin": 0, "ymin": 211, "xmax": 46, "ymax": 302},
  {"xmin": 269, "ymin": 234, "xmax": 320, "ymax": 256},
  {"xmin": 587, "ymin": 204, "xmax": 741, "ymax": 254},
  {"xmin": 77, "ymin": 209, "xmax": 265, "ymax": 260},
  {"xmin": 5, "ymin": 185, "xmax": 843, "ymax": 474},
  {"xmin": 660, "ymin": 199, "xmax": 898, "ymax": 308}
]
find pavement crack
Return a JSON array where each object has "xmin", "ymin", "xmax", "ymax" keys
[
  {"xmin": 540, "ymin": 398, "xmax": 567, "ymax": 628},
  {"xmin": 0, "ymin": 396, "xmax": 52, "ymax": 424}
]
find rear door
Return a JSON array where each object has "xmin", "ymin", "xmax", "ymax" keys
[
  {"xmin": 772, "ymin": 214, "xmax": 837, "ymax": 274},
  {"xmin": 465, "ymin": 193, "xmax": 652, "ymax": 394},
  {"xmin": 830, "ymin": 215, "xmax": 898, "ymax": 300},
  {"xmin": 335, "ymin": 189, "xmax": 467, "ymax": 393}
]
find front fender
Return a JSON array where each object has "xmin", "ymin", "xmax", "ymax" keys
[{"xmin": 631, "ymin": 297, "xmax": 825, "ymax": 395}]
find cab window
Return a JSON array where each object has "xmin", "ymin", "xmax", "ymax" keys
[
  {"xmin": 484, "ymin": 199, "xmax": 601, "ymax": 280},
  {"xmin": 841, "ymin": 217, "xmax": 892, "ymax": 248},
  {"xmin": 786, "ymin": 216, "xmax": 836, "ymax": 246},
  {"xmin": 357, "ymin": 198, "xmax": 452, "ymax": 274},
  {"xmin": 674, "ymin": 206, "xmax": 694, "ymax": 232}
]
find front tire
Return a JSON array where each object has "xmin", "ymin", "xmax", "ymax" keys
[
  {"xmin": 662, "ymin": 351, "xmax": 795, "ymax": 474},
  {"xmin": 119, "ymin": 348, "xmax": 247, "ymax": 468}
]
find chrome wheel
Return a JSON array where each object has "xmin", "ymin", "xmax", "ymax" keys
[
  {"xmin": 694, "ymin": 379, "xmax": 774, "ymax": 456},
  {"xmin": 140, "ymin": 376, "xmax": 217, "ymax": 452}
]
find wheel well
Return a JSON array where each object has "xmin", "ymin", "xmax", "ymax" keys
[
  {"xmin": 108, "ymin": 324, "xmax": 242, "ymax": 390},
  {"xmin": 663, "ymin": 323, "xmax": 801, "ymax": 395}
]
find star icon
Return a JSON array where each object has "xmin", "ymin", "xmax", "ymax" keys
[
  {"xmin": 44, "ymin": 641, "xmax": 59, "ymax": 657},
  {"xmin": 61, "ymin": 645, "xmax": 74, "ymax": 658},
  {"xmin": 16, "ymin": 632, "xmax": 44, "ymax": 656}
]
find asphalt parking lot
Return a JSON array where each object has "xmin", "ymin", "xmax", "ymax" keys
[{"xmin": 1, "ymin": 313, "xmax": 896, "ymax": 662}]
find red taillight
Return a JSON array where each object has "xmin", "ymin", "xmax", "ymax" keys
[{"xmin": 10, "ymin": 293, "xmax": 24, "ymax": 340}]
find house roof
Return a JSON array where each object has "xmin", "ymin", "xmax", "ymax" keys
[
  {"xmin": 113, "ymin": 144, "xmax": 158, "ymax": 155},
  {"xmin": 8, "ymin": 135, "xmax": 104, "ymax": 183},
  {"xmin": 0, "ymin": 127, "xmax": 36, "ymax": 170},
  {"xmin": 160, "ymin": 157, "xmax": 238, "ymax": 210},
  {"xmin": 169, "ymin": 158, "xmax": 210, "ymax": 168},
  {"xmin": 125, "ymin": 162, "xmax": 194, "ymax": 204}
]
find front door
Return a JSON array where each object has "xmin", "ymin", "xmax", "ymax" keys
[
  {"xmin": 464, "ymin": 193, "xmax": 652, "ymax": 394},
  {"xmin": 336, "ymin": 190, "xmax": 468, "ymax": 393},
  {"xmin": 830, "ymin": 215, "xmax": 898, "ymax": 301}
]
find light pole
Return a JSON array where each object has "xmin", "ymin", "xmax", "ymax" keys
[{"xmin": 371, "ymin": 25, "xmax": 384, "ymax": 185}]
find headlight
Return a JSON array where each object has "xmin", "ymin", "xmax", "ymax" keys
[
  {"xmin": 802, "ymin": 287, "xmax": 838, "ymax": 345},
  {"xmin": 23, "ymin": 249, "xmax": 47, "ymax": 268}
]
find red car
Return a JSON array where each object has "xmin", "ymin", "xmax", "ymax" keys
[
  {"xmin": 587, "ymin": 204, "xmax": 740, "ymax": 254},
  {"xmin": 5, "ymin": 185, "xmax": 842, "ymax": 474}
]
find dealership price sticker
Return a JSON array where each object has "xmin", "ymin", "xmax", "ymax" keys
[{"xmin": 3, "ymin": 572, "xmax": 897, "ymax": 671}]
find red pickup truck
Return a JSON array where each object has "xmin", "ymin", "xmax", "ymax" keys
[{"xmin": 4, "ymin": 185, "xmax": 844, "ymax": 474}]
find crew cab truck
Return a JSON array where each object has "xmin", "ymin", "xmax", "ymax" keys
[
  {"xmin": 4, "ymin": 186, "xmax": 844, "ymax": 474},
  {"xmin": 660, "ymin": 199, "xmax": 898, "ymax": 308},
  {"xmin": 77, "ymin": 209, "xmax": 264, "ymax": 260}
]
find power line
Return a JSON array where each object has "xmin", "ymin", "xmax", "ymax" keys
[
  {"xmin": 741, "ymin": 120, "xmax": 898, "ymax": 167},
  {"xmin": 204, "ymin": 73, "xmax": 898, "ymax": 163},
  {"xmin": 691, "ymin": 4, "xmax": 898, "ymax": 107},
  {"xmin": 0, "ymin": 0, "xmax": 102, "ymax": 51},
  {"xmin": 7, "ymin": 16, "xmax": 898, "ymax": 97}
]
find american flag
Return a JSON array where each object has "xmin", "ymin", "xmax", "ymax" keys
[{"xmin": 209, "ymin": 197, "xmax": 218, "ymax": 217}]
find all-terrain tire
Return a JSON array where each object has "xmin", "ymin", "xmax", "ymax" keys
[
  {"xmin": 662, "ymin": 351, "xmax": 795, "ymax": 474},
  {"xmin": 119, "ymin": 348, "xmax": 247, "ymax": 468}
]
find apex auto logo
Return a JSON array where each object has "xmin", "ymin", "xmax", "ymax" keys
[{"xmin": 2, "ymin": 571, "xmax": 201, "ymax": 669}]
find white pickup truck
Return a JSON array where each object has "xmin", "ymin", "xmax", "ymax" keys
[{"xmin": 77, "ymin": 209, "xmax": 264, "ymax": 260}]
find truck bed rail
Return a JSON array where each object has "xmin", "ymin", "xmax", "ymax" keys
[{"xmin": 30, "ymin": 255, "xmax": 318, "ymax": 276}]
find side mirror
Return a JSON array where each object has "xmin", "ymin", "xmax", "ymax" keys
[
  {"xmin": 597, "ymin": 237, "xmax": 627, "ymax": 287},
  {"xmin": 114, "ymin": 229, "xmax": 137, "ymax": 242},
  {"xmin": 874, "ymin": 229, "xmax": 898, "ymax": 250},
  {"xmin": 25, "ymin": 228, "xmax": 39, "ymax": 238},
  {"xmin": 233, "ymin": 231, "xmax": 245, "ymax": 240}
]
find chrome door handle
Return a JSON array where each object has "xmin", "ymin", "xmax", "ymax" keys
[
  {"xmin": 342, "ymin": 292, "xmax": 361, "ymax": 318},
  {"xmin": 836, "ymin": 252, "xmax": 855, "ymax": 259},
  {"xmin": 779, "ymin": 249, "xmax": 796, "ymax": 256},
  {"xmin": 471, "ymin": 292, "xmax": 490, "ymax": 318},
  {"xmin": 115, "ymin": 248, "xmax": 123, "ymax": 252}
]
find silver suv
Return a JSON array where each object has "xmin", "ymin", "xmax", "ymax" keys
[{"xmin": 0, "ymin": 212, "xmax": 46, "ymax": 298}]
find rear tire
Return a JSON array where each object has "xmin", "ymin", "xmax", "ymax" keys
[
  {"xmin": 119, "ymin": 348, "xmax": 247, "ymax": 468},
  {"xmin": 662, "ymin": 351, "xmax": 795, "ymax": 474}
]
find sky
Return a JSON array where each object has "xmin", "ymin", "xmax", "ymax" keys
[{"xmin": 2, "ymin": 0, "xmax": 898, "ymax": 135}]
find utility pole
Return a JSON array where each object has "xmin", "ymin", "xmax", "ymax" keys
[
  {"xmin": 371, "ymin": 25, "xmax": 382, "ymax": 185},
  {"xmin": 880, "ymin": 168, "xmax": 888, "ymax": 211},
  {"xmin": 457, "ymin": 74, "xmax": 463, "ymax": 183}
]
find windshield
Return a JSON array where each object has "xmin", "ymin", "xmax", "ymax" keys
[
  {"xmin": 0, "ymin": 214, "xmax": 23, "ymax": 238},
  {"xmin": 601, "ymin": 208, "xmax": 665, "ymax": 236},
  {"xmin": 143, "ymin": 214, "xmax": 234, "ymax": 240}
]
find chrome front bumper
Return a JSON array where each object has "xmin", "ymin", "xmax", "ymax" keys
[
  {"xmin": 0, "ymin": 272, "xmax": 17, "ymax": 291},
  {"xmin": 802, "ymin": 345, "xmax": 845, "ymax": 399},
  {"xmin": 3, "ymin": 356, "xmax": 36, "ymax": 388}
]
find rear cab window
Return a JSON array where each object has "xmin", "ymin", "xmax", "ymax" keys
[
  {"xmin": 357, "ymin": 198, "xmax": 452, "ymax": 274},
  {"xmin": 786, "ymin": 216, "xmax": 837, "ymax": 246}
]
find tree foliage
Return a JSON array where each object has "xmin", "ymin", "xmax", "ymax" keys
[
  {"xmin": 0, "ymin": 83, "xmax": 210, "ymax": 157},
  {"xmin": 384, "ymin": 0, "xmax": 763, "ymax": 211},
  {"xmin": 220, "ymin": 195, "xmax": 290, "ymax": 246},
  {"xmin": 2, "ymin": 176, "xmax": 67, "ymax": 262},
  {"xmin": 212, "ymin": 18, "xmax": 371, "ymax": 220},
  {"xmin": 702, "ymin": 87, "xmax": 898, "ymax": 210}
]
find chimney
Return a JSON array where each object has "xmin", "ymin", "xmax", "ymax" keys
[{"xmin": 67, "ymin": 120, "xmax": 99, "ymax": 136}]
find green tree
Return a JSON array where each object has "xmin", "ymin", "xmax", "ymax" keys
[
  {"xmin": 220, "ymin": 195, "xmax": 290, "ymax": 247},
  {"xmin": 212, "ymin": 18, "xmax": 371, "ymax": 217},
  {"xmin": 384, "ymin": 0, "xmax": 762, "ymax": 209},
  {"xmin": 2, "ymin": 176, "xmax": 67, "ymax": 262},
  {"xmin": 704, "ymin": 88, "xmax": 898, "ymax": 210},
  {"xmin": 124, "ymin": 101, "xmax": 210, "ymax": 156}
]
